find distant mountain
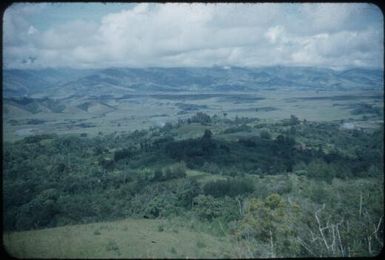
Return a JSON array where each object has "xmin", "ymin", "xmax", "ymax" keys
[
  {"xmin": 4, "ymin": 97, "xmax": 66, "ymax": 114},
  {"xmin": 3, "ymin": 66, "xmax": 383, "ymax": 98},
  {"xmin": 3, "ymin": 68, "xmax": 95, "ymax": 98}
]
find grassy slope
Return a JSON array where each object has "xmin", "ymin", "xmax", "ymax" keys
[{"xmin": 3, "ymin": 217, "xmax": 236, "ymax": 259}]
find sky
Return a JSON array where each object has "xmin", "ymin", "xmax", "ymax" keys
[{"xmin": 3, "ymin": 3, "xmax": 384, "ymax": 69}]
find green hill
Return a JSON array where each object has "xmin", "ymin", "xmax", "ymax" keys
[{"xmin": 4, "ymin": 217, "xmax": 236, "ymax": 258}]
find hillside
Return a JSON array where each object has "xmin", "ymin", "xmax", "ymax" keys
[
  {"xmin": 4, "ymin": 217, "xmax": 236, "ymax": 258},
  {"xmin": 4, "ymin": 66, "xmax": 383, "ymax": 98},
  {"xmin": 3, "ymin": 114, "xmax": 384, "ymax": 257}
]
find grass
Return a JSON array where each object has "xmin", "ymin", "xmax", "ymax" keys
[
  {"xmin": 186, "ymin": 169, "xmax": 227, "ymax": 185},
  {"xmin": 197, "ymin": 240, "xmax": 206, "ymax": 248},
  {"xmin": 170, "ymin": 247, "xmax": 177, "ymax": 254},
  {"xmin": 4, "ymin": 89, "xmax": 383, "ymax": 142},
  {"xmin": 3, "ymin": 217, "xmax": 236, "ymax": 258}
]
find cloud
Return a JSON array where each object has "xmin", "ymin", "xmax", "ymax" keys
[
  {"xmin": 3, "ymin": 3, "xmax": 383, "ymax": 69},
  {"xmin": 265, "ymin": 26, "xmax": 285, "ymax": 44}
]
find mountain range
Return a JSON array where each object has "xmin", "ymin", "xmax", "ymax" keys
[{"xmin": 3, "ymin": 66, "xmax": 383, "ymax": 99}]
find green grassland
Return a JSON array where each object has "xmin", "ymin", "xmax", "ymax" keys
[
  {"xmin": 4, "ymin": 89, "xmax": 383, "ymax": 141},
  {"xmin": 4, "ymin": 217, "xmax": 236, "ymax": 258}
]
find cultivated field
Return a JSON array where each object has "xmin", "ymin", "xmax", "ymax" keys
[{"xmin": 4, "ymin": 89, "xmax": 383, "ymax": 141}]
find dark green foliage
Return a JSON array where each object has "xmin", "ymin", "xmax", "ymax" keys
[
  {"xmin": 165, "ymin": 130, "xmax": 302, "ymax": 173},
  {"xmin": 114, "ymin": 148, "xmax": 133, "ymax": 162},
  {"xmin": 193, "ymin": 195, "xmax": 241, "ymax": 222},
  {"xmin": 152, "ymin": 168, "xmax": 163, "ymax": 182},
  {"xmin": 3, "ymin": 116, "xmax": 383, "ymax": 255},
  {"xmin": 15, "ymin": 189, "xmax": 60, "ymax": 230},
  {"xmin": 203, "ymin": 178, "xmax": 254, "ymax": 198},
  {"xmin": 161, "ymin": 122, "xmax": 173, "ymax": 132},
  {"xmin": 22, "ymin": 134, "xmax": 57, "ymax": 144},
  {"xmin": 188, "ymin": 112, "xmax": 211, "ymax": 125},
  {"xmin": 150, "ymin": 163, "xmax": 187, "ymax": 182},
  {"xmin": 98, "ymin": 158, "xmax": 114, "ymax": 170},
  {"xmin": 165, "ymin": 130, "xmax": 219, "ymax": 167},
  {"xmin": 223, "ymin": 124, "xmax": 252, "ymax": 134},
  {"xmin": 349, "ymin": 103, "xmax": 381, "ymax": 115},
  {"xmin": 192, "ymin": 195, "xmax": 223, "ymax": 220},
  {"xmin": 260, "ymin": 130, "xmax": 271, "ymax": 139},
  {"xmin": 176, "ymin": 179, "xmax": 201, "ymax": 209},
  {"xmin": 289, "ymin": 115, "xmax": 300, "ymax": 125}
]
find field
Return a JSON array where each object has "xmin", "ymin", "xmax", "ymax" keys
[
  {"xmin": 3, "ymin": 217, "xmax": 236, "ymax": 258},
  {"xmin": 3, "ymin": 89, "xmax": 383, "ymax": 142}
]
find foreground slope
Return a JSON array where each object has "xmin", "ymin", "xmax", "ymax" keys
[{"xmin": 4, "ymin": 217, "xmax": 236, "ymax": 258}]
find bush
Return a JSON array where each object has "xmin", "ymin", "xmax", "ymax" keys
[
  {"xmin": 223, "ymin": 124, "xmax": 252, "ymax": 134},
  {"xmin": 167, "ymin": 162, "xmax": 187, "ymax": 179},
  {"xmin": 189, "ymin": 112, "xmax": 211, "ymax": 124},
  {"xmin": 114, "ymin": 148, "xmax": 133, "ymax": 162},
  {"xmin": 176, "ymin": 179, "xmax": 201, "ymax": 209},
  {"xmin": 106, "ymin": 240, "xmax": 119, "ymax": 252},
  {"xmin": 203, "ymin": 178, "xmax": 254, "ymax": 198},
  {"xmin": 150, "ymin": 162, "xmax": 187, "ymax": 182},
  {"xmin": 260, "ymin": 130, "xmax": 271, "ymax": 139},
  {"xmin": 157, "ymin": 224, "xmax": 164, "ymax": 232},
  {"xmin": 193, "ymin": 195, "xmax": 222, "ymax": 220},
  {"xmin": 197, "ymin": 241, "xmax": 206, "ymax": 248},
  {"xmin": 170, "ymin": 247, "xmax": 177, "ymax": 254},
  {"xmin": 306, "ymin": 159, "xmax": 335, "ymax": 183}
]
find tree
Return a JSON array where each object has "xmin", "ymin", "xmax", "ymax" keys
[
  {"xmin": 177, "ymin": 179, "xmax": 201, "ymax": 208},
  {"xmin": 113, "ymin": 148, "xmax": 132, "ymax": 162},
  {"xmin": 260, "ymin": 130, "xmax": 271, "ymax": 140},
  {"xmin": 190, "ymin": 112, "xmax": 211, "ymax": 124},
  {"xmin": 152, "ymin": 168, "xmax": 163, "ymax": 182},
  {"xmin": 193, "ymin": 195, "xmax": 222, "ymax": 220},
  {"xmin": 202, "ymin": 129, "xmax": 213, "ymax": 140},
  {"xmin": 236, "ymin": 194, "xmax": 301, "ymax": 257},
  {"xmin": 289, "ymin": 115, "xmax": 300, "ymax": 125},
  {"xmin": 306, "ymin": 159, "xmax": 335, "ymax": 183},
  {"xmin": 201, "ymin": 129, "xmax": 215, "ymax": 157},
  {"xmin": 203, "ymin": 178, "xmax": 254, "ymax": 198},
  {"xmin": 15, "ymin": 189, "xmax": 60, "ymax": 230}
]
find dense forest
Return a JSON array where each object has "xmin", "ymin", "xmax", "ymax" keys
[{"xmin": 3, "ymin": 112, "xmax": 384, "ymax": 257}]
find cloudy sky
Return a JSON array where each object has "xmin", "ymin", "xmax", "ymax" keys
[{"xmin": 3, "ymin": 3, "xmax": 383, "ymax": 69}]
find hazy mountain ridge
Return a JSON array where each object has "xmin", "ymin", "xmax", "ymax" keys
[{"xmin": 3, "ymin": 66, "xmax": 383, "ymax": 98}]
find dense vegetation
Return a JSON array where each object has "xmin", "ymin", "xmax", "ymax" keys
[{"xmin": 3, "ymin": 113, "xmax": 384, "ymax": 257}]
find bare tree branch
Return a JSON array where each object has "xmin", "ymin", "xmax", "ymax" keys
[
  {"xmin": 269, "ymin": 229, "xmax": 275, "ymax": 258},
  {"xmin": 297, "ymin": 237, "xmax": 315, "ymax": 256},
  {"xmin": 315, "ymin": 204, "xmax": 330, "ymax": 251},
  {"xmin": 359, "ymin": 192, "xmax": 363, "ymax": 217}
]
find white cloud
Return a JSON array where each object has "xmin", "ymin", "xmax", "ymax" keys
[
  {"xmin": 27, "ymin": 25, "xmax": 38, "ymax": 35},
  {"xmin": 265, "ymin": 25, "xmax": 285, "ymax": 44},
  {"xmin": 3, "ymin": 3, "xmax": 383, "ymax": 69}
]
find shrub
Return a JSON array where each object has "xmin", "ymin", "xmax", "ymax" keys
[
  {"xmin": 114, "ymin": 148, "xmax": 133, "ymax": 162},
  {"xmin": 106, "ymin": 240, "xmax": 119, "ymax": 251},
  {"xmin": 163, "ymin": 162, "xmax": 187, "ymax": 180},
  {"xmin": 170, "ymin": 247, "xmax": 177, "ymax": 254},
  {"xmin": 193, "ymin": 195, "xmax": 222, "ymax": 220},
  {"xmin": 203, "ymin": 178, "xmax": 254, "ymax": 198},
  {"xmin": 260, "ymin": 130, "xmax": 271, "ymax": 139},
  {"xmin": 157, "ymin": 224, "xmax": 164, "ymax": 232},
  {"xmin": 197, "ymin": 241, "xmax": 206, "ymax": 248},
  {"xmin": 189, "ymin": 112, "xmax": 211, "ymax": 124}
]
